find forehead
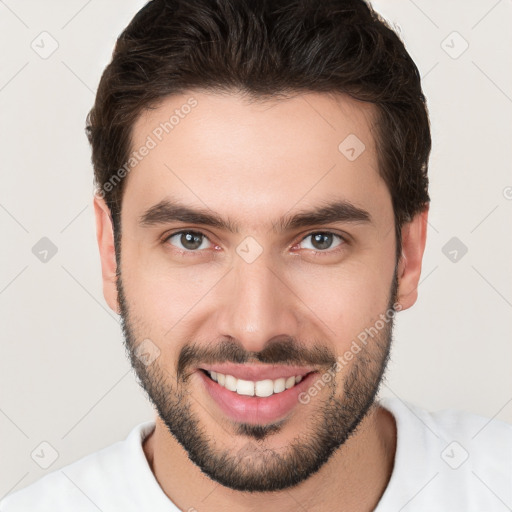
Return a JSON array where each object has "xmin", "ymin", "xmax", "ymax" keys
[{"xmin": 124, "ymin": 91, "xmax": 391, "ymax": 231}]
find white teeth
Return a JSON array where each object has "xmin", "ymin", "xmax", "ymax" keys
[
  {"xmin": 273, "ymin": 378, "xmax": 286, "ymax": 393},
  {"xmin": 224, "ymin": 374, "xmax": 237, "ymax": 392},
  {"xmin": 255, "ymin": 379, "xmax": 274, "ymax": 398},
  {"xmin": 207, "ymin": 371, "xmax": 306, "ymax": 397},
  {"xmin": 285, "ymin": 376, "xmax": 295, "ymax": 389},
  {"xmin": 237, "ymin": 379, "xmax": 255, "ymax": 396}
]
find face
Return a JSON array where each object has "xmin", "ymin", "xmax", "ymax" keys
[{"xmin": 97, "ymin": 91, "xmax": 418, "ymax": 492}]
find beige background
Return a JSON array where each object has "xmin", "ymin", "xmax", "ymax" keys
[{"xmin": 1, "ymin": 0, "xmax": 511, "ymax": 498}]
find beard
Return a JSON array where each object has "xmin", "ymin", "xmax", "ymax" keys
[{"xmin": 117, "ymin": 268, "xmax": 399, "ymax": 493}]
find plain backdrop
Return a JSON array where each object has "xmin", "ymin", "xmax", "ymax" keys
[{"xmin": 1, "ymin": 0, "xmax": 511, "ymax": 497}]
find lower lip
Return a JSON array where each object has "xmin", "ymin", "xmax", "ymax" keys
[{"xmin": 198, "ymin": 370, "xmax": 317, "ymax": 425}]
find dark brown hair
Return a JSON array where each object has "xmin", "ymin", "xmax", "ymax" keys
[{"xmin": 86, "ymin": 0, "xmax": 431, "ymax": 263}]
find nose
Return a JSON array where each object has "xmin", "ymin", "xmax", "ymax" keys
[{"xmin": 215, "ymin": 251, "xmax": 301, "ymax": 354}]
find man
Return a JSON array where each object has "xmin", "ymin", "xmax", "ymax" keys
[{"xmin": 2, "ymin": 0, "xmax": 510, "ymax": 510}]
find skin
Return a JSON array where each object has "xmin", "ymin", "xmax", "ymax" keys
[{"xmin": 94, "ymin": 91, "xmax": 428, "ymax": 511}]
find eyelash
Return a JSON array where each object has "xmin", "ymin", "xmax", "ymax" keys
[{"xmin": 162, "ymin": 230, "xmax": 348, "ymax": 258}]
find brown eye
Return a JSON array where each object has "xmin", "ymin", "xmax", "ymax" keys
[{"xmin": 166, "ymin": 231, "xmax": 211, "ymax": 251}]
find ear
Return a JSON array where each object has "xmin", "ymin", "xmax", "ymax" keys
[
  {"xmin": 396, "ymin": 205, "xmax": 429, "ymax": 311},
  {"xmin": 93, "ymin": 194, "xmax": 120, "ymax": 314}
]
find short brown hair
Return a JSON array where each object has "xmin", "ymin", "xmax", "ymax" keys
[{"xmin": 86, "ymin": 0, "xmax": 431, "ymax": 263}]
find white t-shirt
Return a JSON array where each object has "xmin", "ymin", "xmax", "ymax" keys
[{"xmin": 1, "ymin": 397, "xmax": 511, "ymax": 511}]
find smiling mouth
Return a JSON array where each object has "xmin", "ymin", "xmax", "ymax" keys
[{"xmin": 202, "ymin": 369, "xmax": 313, "ymax": 398}]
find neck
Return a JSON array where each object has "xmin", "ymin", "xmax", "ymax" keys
[{"xmin": 143, "ymin": 402, "xmax": 396, "ymax": 512}]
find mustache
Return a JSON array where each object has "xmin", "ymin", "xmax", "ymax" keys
[{"xmin": 177, "ymin": 336, "xmax": 337, "ymax": 379}]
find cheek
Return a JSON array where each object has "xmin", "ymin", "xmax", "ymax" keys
[
  {"xmin": 120, "ymin": 230, "xmax": 395, "ymax": 347},
  {"xmin": 120, "ymin": 242, "xmax": 225, "ymax": 332},
  {"xmin": 289, "ymin": 259, "xmax": 393, "ymax": 346}
]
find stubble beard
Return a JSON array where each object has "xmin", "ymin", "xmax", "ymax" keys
[{"xmin": 117, "ymin": 269, "xmax": 398, "ymax": 492}]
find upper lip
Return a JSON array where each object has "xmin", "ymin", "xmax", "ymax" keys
[{"xmin": 199, "ymin": 363, "xmax": 316, "ymax": 381}]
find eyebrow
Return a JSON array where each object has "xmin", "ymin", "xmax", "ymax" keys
[{"xmin": 139, "ymin": 197, "xmax": 372, "ymax": 234}]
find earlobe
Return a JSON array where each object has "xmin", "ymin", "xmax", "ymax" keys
[
  {"xmin": 93, "ymin": 194, "xmax": 120, "ymax": 314},
  {"xmin": 396, "ymin": 206, "xmax": 429, "ymax": 311}
]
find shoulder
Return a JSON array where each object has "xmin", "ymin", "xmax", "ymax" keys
[
  {"xmin": 0, "ymin": 422, "xmax": 155, "ymax": 512},
  {"xmin": 376, "ymin": 397, "xmax": 512, "ymax": 511},
  {"xmin": 380, "ymin": 396, "xmax": 512, "ymax": 447}
]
